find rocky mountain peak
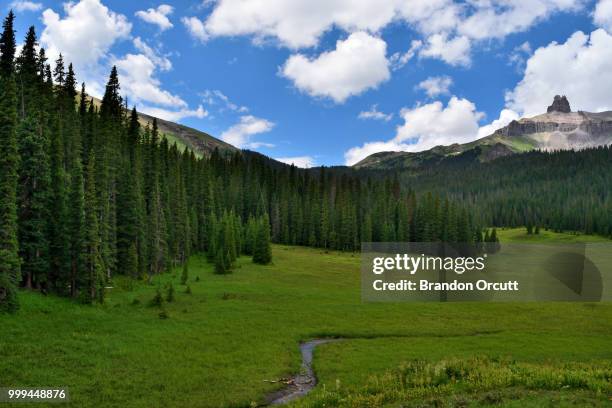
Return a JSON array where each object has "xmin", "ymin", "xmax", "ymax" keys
[{"xmin": 547, "ymin": 95, "xmax": 571, "ymax": 113}]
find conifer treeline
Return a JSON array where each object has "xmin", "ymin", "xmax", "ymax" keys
[
  {"xmin": 0, "ymin": 15, "xmax": 478, "ymax": 312},
  {"xmin": 400, "ymin": 146, "xmax": 612, "ymax": 237}
]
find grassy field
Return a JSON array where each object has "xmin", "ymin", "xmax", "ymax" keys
[
  {"xmin": 495, "ymin": 227, "xmax": 609, "ymax": 243},
  {"xmin": 1, "ymin": 229, "xmax": 611, "ymax": 407}
]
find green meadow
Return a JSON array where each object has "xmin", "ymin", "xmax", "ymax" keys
[
  {"xmin": 495, "ymin": 228, "xmax": 608, "ymax": 243},
  {"xmin": 1, "ymin": 228, "xmax": 611, "ymax": 407}
]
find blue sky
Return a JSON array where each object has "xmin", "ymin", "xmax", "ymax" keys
[{"xmin": 6, "ymin": 0, "xmax": 612, "ymax": 166}]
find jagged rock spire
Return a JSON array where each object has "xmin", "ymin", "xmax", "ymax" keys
[{"xmin": 547, "ymin": 95, "xmax": 571, "ymax": 113}]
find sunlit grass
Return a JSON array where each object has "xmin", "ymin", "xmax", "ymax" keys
[{"xmin": 496, "ymin": 227, "xmax": 609, "ymax": 243}]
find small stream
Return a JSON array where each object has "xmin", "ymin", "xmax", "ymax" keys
[{"xmin": 267, "ymin": 339, "xmax": 342, "ymax": 405}]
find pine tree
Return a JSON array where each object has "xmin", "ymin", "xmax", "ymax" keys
[
  {"xmin": 83, "ymin": 153, "xmax": 104, "ymax": 303},
  {"xmin": 244, "ymin": 216, "xmax": 257, "ymax": 255},
  {"xmin": 127, "ymin": 107, "xmax": 139, "ymax": 164},
  {"xmin": 117, "ymin": 163, "xmax": 141, "ymax": 277},
  {"xmin": 151, "ymin": 286, "xmax": 164, "ymax": 307},
  {"xmin": 79, "ymin": 83, "xmax": 93, "ymax": 161},
  {"xmin": 490, "ymin": 228, "xmax": 501, "ymax": 253},
  {"xmin": 0, "ymin": 11, "xmax": 21, "ymax": 312},
  {"xmin": 67, "ymin": 141, "xmax": 85, "ymax": 297},
  {"xmin": 166, "ymin": 282, "xmax": 174, "ymax": 302},
  {"xmin": 211, "ymin": 212, "xmax": 240, "ymax": 274},
  {"xmin": 361, "ymin": 212, "xmax": 373, "ymax": 243},
  {"xmin": 457, "ymin": 209, "xmax": 471, "ymax": 243},
  {"xmin": 147, "ymin": 179, "xmax": 167, "ymax": 276},
  {"xmin": 64, "ymin": 79, "xmax": 86, "ymax": 297},
  {"xmin": 45, "ymin": 54, "xmax": 72, "ymax": 294},
  {"xmin": 100, "ymin": 66, "xmax": 122, "ymax": 119},
  {"xmin": 253, "ymin": 215, "xmax": 272, "ymax": 265},
  {"xmin": 320, "ymin": 202, "xmax": 329, "ymax": 248},
  {"xmin": 0, "ymin": 11, "xmax": 16, "ymax": 77},
  {"xmin": 181, "ymin": 260, "xmax": 189, "ymax": 285},
  {"xmin": 16, "ymin": 26, "xmax": 39, "ymax": 119},
  {"xmin": 95, "ymin": 66, "xmax": 123, "ymax": 279},
  {"xmin": 207, "ymin": 213, "xmax": 218, "ymax": 261},
  {"xmin": 214, "ymin": 247, "xmax": 229, "ymax": 274},
  {"xmin": 17, "ymin": 115, "xmax": 50, "ymax": 290},
  {"xmin": 224, "ymin": 212, "xmax": 237, "ymax": 263},
  {"xmin": 64, "ymin": 64, "xmax": 77, "ymax": 103}
]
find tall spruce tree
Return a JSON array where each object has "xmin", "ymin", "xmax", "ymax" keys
[
  {"xmin": 0, "ymin": 11, "xmax": 21, "ymax": 312},
  {"xmin": 67, "ymin": 147, "xmax": 85, "ymax": 297},
  {"xmin": 16, "ymin": 26, "xmax": 38, "ymax": 119},
  {"xmin": 253, "ymin": 215, "xmax": 272, "ymax": 265},
  {"xmin": 83, "ymin": 153, "xmax": 104, "ymax": 303},
  {"xmin": 17, "ymin": 116, "xmax": 50, "ymax": 290},
  {"xmin": 116, "ymin": 108, "xmax": 142, "ymax": 278},
  {"xmin": 47, "ymin": 55, "xmax": 70, "ymax": 293}
]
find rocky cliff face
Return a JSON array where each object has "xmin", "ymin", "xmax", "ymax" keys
[
  {"xmin": 493, "ymin": 102, "xmax": 612, "ymax": 151},
  {"xmin": 495, "ymin": 112, "xmax": 612, "ymax": 138},
  {"xmin": 547, "ymin": 95, "xmax": 571, "ymax": 113}
]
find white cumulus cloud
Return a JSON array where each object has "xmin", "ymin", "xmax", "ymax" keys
[
  {"xmin": 135, "ymin": 4, "xmax": 174, "ymax": 31},
  {"xmin": 508, "ymin": 41, "xmax": 532, "ymax": 70},
  {"xmin": 281, "ymin": 32, "xmax": 390, "ymax": 103},
  {"xmin": 345, "ymin": 97, "xmax": 484, "ymax": 165},
  {"xmin": 389, "ymin": 40, "xmax": 422, "ymax": 70},
  {"xmin": 394, "ymin": 97, "xmax": 483, "ymax": 149},
  {"xmin": 358, "ymin": 104, "xmax": 393, "ymax": 121},
  {"xmin": 477, "ymin": 109, "xmax": 520, "ymax": 139},
  {"xmin": 344, "ymin": 140, "xmax": 415, "ymax": 166},
  {"xmin": 10, "ymin": 1, "xmax": 42, "ymax": 12},
  {"xmin": 220, "ymin": 115, "xmax": 275, "ymax": 148},
  {"xmin": 594, "ymin": 0, "xmax": 612, "ymax": 32},
  {"xmin": 201, "ymin": 0, "xmax": 400, "ymax": 49},
  {"xmin": 457, "ymin": 0, "xmax": 582, "ymax": 41},
  {"xmin": 41, "ymin": 0, "xmax": 131, "ymax": 71},
  {"xmin": 506, "ymin": 29, "xmax": 612, "ymax": 117},
  {"xmin": 417, "ymin": 75, "xmax": 453, "ymax": 98},
  {"xmin": 275, "ymin": 156, "xmax": 316, "ymax": 168},
  {"xmin": 182, "ymin": 17, "xmax": 208, "ymax": 42},
  {"xmin": 420, "ymin": 34, "xmax": 471, "ymax": 66},
  {"xmin": 201, "ymin": 90, "xmax": 249, "ymax": 113},
  {"xmin": 114, "ymin": 53, "xmax": 185, "ymax": 108},
  {"xmin": 140, "ymin": 105, "xmax": 208, "ymax": 122},
  {"xmin": 133, "ymin": 37, "xmax": 172, "ymax": 71},
  {"xmin": 197, "ymin": 0, "xmax": 581, "ymax": 68}
]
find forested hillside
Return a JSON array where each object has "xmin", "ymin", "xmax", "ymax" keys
[
  {"xmin": 137, "ymin": 110, "xmax": 236, "ymax": 155},
  {"xmin": 400, "ymin": 146, "xmax": 612, "ymax": 237},
  {"xmin": 0, "ymin": 13, "xmax": 482, "ymax": 313}
]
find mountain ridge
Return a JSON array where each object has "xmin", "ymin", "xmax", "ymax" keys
[
  {"xmin": 354, "ymin": 96, "xmax": 612, "ymax": 170},
  {"xmin": 136, "ymin": 110, "xmax": 237, "ymax": 155},
  {"xmin": 83, "ymin": 94, "xmax": 237, "ymax": 156}
]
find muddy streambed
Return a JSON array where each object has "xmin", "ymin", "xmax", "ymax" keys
[{"xmin": 266, "ymin": 339, "xmax": 342, "ymax": 405}]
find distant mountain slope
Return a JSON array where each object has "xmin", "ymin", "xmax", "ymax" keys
[
  {"xmin": 84, "ymin": 95, "xmax": 236, "ymax": 155},
  {"xmin": 136, "ymin": 111, "xmax": 237, "ymax": 155},
  {"xmin": 354, "ymin": 96, "xmax": 612, "ymax": 170}
]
